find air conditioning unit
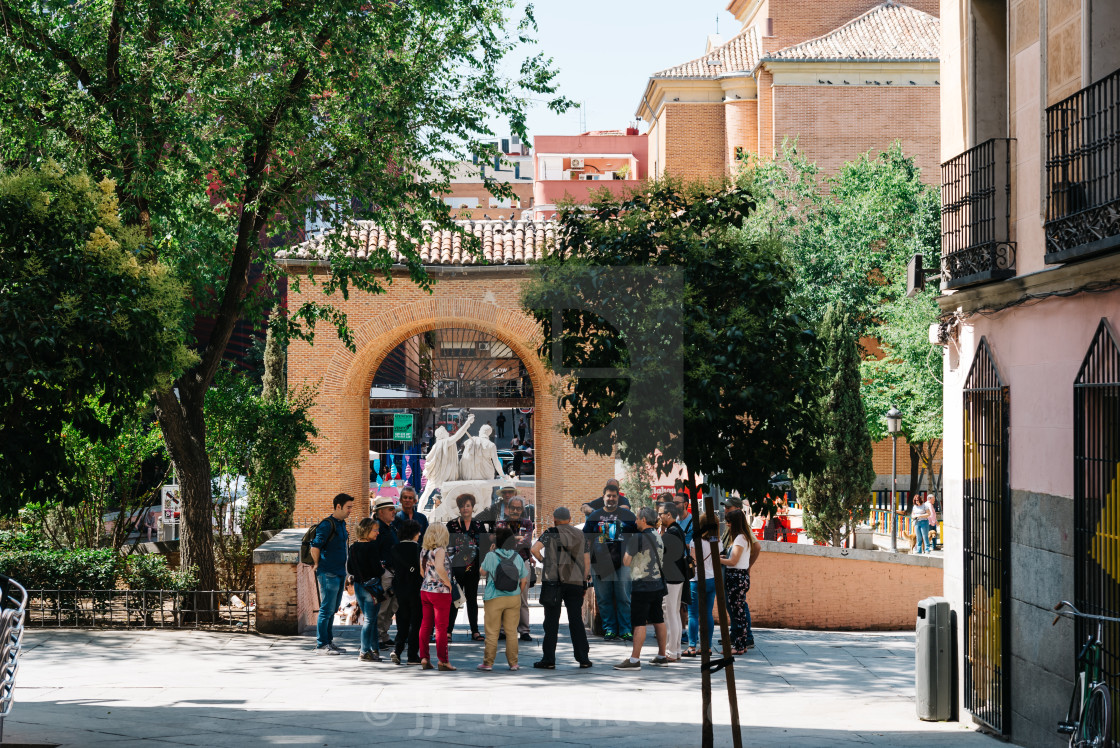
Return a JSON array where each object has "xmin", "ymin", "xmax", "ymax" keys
[
  {"xmin": 570, "ymin": 157, "xmax": 585, "ymax": 170},
  {"xmin": 477, "ymin": 342, "xmax": 491, "ymax": 351}
]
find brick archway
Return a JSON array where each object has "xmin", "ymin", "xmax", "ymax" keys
[{"xmin": 288, "ymin": 274, "xmax": 615, "ymax": 531}]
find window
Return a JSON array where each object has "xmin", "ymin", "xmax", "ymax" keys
[
  {"xmin": 443, "ymin": 197, "xmax": 478, "ymax": 209},
  {"xmin": 970, "ymin": 0, "xmax": 1008, "ymax": 145}
]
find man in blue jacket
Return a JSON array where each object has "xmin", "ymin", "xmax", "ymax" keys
[{"xmin": 310, "ymin": 493, "xmax": 354, "ymax": 654}]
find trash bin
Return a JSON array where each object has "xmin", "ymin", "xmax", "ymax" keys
[{"xmin": 915, "ymin": 596, "xmax": 951, "ymax": 721}]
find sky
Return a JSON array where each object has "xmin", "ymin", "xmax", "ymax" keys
[{"xmin": 512, "ymin": 1, "xmax": 740, "ymax": 138}]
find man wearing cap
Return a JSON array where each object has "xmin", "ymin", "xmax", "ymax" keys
[
  {"xmin": 372, "ymin": 496, "xmax": 400, "ymax": 649},
  {"xmin": 531, "ymin": 506, "xmax": 592, "ymax": 669},
  {"xmin": 494, "ymin": 496, "xmax": 535, "ymax": 642}
]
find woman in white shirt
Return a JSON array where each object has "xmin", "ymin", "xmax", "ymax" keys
[
  {"xmin": 719, "ymin": 509, "xmax": 761, "ymax": 653},
  {"xmin": 684, "ymin": 516, "xmax": 723, "ymax": 657},
  {"xmin": 906, "ymin": 496, "xmax": 933, "ymax": 554}
]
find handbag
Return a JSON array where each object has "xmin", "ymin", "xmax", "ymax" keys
[
  {"xmin": 360, "ymin": 576, "xmax": 387, "ymax": 603},
  {"xmin": 451, "ymin": 578, "xmax": 464, "ymax": 609},
  {"xmin": 540, "ymin": 581, "xmax": 563, "ymax": 607}
]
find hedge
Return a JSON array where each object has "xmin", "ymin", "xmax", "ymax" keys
[{"xmin": 0, "ymin": 548, "xmax": 195, "ymax": 591}]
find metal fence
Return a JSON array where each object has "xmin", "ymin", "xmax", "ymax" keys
[
  {"xmin": 24, "ymin": 590, "xmax": 255, "ymax": 631},
  {"xmin": 941, "ymin": 137, "xmax": 1016, "ymax": 288},
  {"xmin": 962, "ymin": 337, "xmax": 1011, "ymax": 736},
  {"xmin": 0, "ymin": 576, "xmax": 27, "ymax": 743},
  {"xmin": 1045, "ymin": 66, "xmax": 1120, "ymax": 260},
  {"xmin": 1074, "ymin": 318, "xmax": 1120, "ymax": 743}
]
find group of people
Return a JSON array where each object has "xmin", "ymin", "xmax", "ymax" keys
[
  {"xmin": 307, "ymin": 477, "xmax": 761, "ymax": 673},
  {"xmin": 580, "ymin": 481, "xmax": 761, "ymax": 664}
]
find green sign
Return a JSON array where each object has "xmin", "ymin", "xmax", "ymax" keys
[{"xmin": 393, "ymin": 413, "xmax": 414, "ymax": 441}]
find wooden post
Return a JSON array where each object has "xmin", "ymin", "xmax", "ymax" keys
[{"xmin": 687, "ymin": 468, "xmax": 743, "ymax": 748}]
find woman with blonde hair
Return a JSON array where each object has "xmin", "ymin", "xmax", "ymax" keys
[{"xmin": 419, "ymin": 523, "xmax": 456, "ymax": 671}]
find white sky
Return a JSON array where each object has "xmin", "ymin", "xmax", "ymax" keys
[{"xmin": 511, "ymin": 1, "xmax": 740, "ymax": 138}]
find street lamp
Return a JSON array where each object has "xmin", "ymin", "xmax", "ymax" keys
[{"xmin": 886, "ymin": 407, "xmax": 902, "ymax": 552}]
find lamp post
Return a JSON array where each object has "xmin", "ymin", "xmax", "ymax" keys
[{"xmin": 886, "ymin": 407, "xmax": 902, "ymax": 552}]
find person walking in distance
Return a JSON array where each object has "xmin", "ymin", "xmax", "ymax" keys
[
  {"xmin": 531, "ymin": 506, "xmax": 593, "ymax": 669},
  {"xmin": 309, "ymin": 493, "xmax": 354, "ymax": 655},
  {"xmin": 615, "ymin": 507, "xmax": 670, "ymax": 670},
  {"xmin": 418, "ymin": 524, "xmax": 456, "ymax": 671},
  {"xmin": 517, "ymin": 417, "xmax": 527, "ymax": 443},
  {"xmin": 718, "ymin": 508, "xmax": 760, "ymax": 653},
  {"xmin": 496, "ymin": 412, "xmax": 506, "ymax": 439},
  {"xmin": 584, "ymin": 483, "xmax": 637, "ymax": 641},
  {"xmin": 347, "ymin": 518, "xmax": 384, "ymax": 662},
  {"xmin": 372, "ymin": 497, "xmax": 400, "ymax": 649},
  {"xmin": 658, "ymin": 500, "xmax": 691, "ymax": 661},
  {"xmin": 476, "ymin": 525, "xmax": 529, "ymax": 671},
  {"xmin": 390, "ymin": 519, "xmax": 424, "ymax": 665}
]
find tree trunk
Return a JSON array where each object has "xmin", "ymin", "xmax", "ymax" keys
[
  {"xmin": 154, "ymin": 387, "xmax": 218, "ymax": 591},
  {"xmin": 907, "ymin": 443, "xmax": 922, "ymax": 496}
]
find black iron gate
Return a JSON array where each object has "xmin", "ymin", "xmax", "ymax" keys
[
  {"xmin": 1074, "ymin": 318, "xmax": 1120, "ymax": 742},
  {"xmin": 962, "ymin": 337, "xmax": 1010, "ymax": 734}
]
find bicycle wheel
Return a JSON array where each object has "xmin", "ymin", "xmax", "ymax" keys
[{"xmin": 1073, "ymin": 682, "xmax": 1112, "ymax": 748}]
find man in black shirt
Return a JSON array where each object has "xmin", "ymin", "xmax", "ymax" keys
[
  {"xmin": 583, "ymin": 483, "xmax": 637, "ymax": 640},
  {"xmin": 580, "ymin": 478, "xmax": 631, "ymax": 517},
  {"xmin": 659, "ymin": 500, "xmax": 690, "ymax": 661}
]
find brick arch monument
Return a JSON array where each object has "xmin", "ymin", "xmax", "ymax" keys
[{"xmin": 284, "ymin": 261, "xmax": 614, "ymax": 531}]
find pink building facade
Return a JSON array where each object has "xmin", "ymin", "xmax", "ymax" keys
[
  {"xmin": 939, "ymin": 0, "xmax": 1120, "ymax": 743},
  {"xmin": 531, "ymin": 131, "xmax": 648, "ymax": 218}
]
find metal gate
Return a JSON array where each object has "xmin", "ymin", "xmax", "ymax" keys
[
  {"xmin": 962, "ymin": 337, "xmax": 1010, "ymax": 734},
  {"xmin": 1074, "ymin": 318, "xmax": 1120, "ymax": 742}
]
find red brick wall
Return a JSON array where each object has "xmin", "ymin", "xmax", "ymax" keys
[
  {"xmin": 440, "ymin": 182, "xmax": 534, "ymax": 220},
  {"xmin": 724, "ymin": 100, "xmax": 759, "ymax": 174},
  {"xmin": 284, "ymin": 267, "xmax": 614, "ymax": 536},
  {"xmin": 772, "ymin": 85, "xmax": 941, "ymax": 183},
  {"xmin": 748, "ymin": 543, "xmax": 942, "ymax": 629},
  {"xmin": 662, "ymin": 103, "xmax": 727, "ymax": 181}
]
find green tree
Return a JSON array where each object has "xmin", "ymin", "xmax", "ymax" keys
[
  {"xmin": 0, "ymin": 165, "xmax": 188, "ymax": 512},
  {"xmin": 794, "ymin": 303, "xmax": 876, "ymax": 546},
  {"xmin": 743, "ymin": 142, "xmax": 942, "ymax": 497},
  {"xmin": 252, "ymin": 315, "xmax": 297, "ymax": 532},
  {"xmin": 20, "ymin": 397, "xmax": 168, "ymax": 552},
  {"xmin": 0, "ymin": 0, "xmax": 563, "ymax": 587},
  {"xmin": 205, "ymin": 367, "xmax": 317, "ymax": 590},
  {"xmin": 522, "ymin": 178, "xmax": 820, "ymax": 747}
]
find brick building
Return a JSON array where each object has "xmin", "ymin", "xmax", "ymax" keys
[
  {"xmin": 636, "ymin": 0, "xmax": 941, "ymax": 183},
  {"xmin": 430, "ymin": 136, "xmax": 535, "ymax": 221}
]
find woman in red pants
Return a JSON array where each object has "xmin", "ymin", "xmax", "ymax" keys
[{"xmin": 419, "ymin": 523, "xmax": 456, "ymax": 671}]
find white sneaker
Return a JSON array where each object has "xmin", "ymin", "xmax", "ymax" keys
[
  {"xmin": 315, "ymin": 645, "xmax": 340, "ymax": 656},
  {"xmin": 326, "ymin": 642, "xmax": 345, "ymax": 655}
]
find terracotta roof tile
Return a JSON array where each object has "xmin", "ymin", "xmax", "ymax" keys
[
  {"xmin": 278, "ymin": 219, "xmax": 556, "ymax": 266},
  {"xmin": 652, "ymin": 25, "xmax": 761, "ymax": 79},
  {"xmin": 765, "ymin": 1, "xmax": 939, "ymax": 62}
]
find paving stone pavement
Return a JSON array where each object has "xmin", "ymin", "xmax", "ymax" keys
[{"xmin": 4, "ymin": 608, "xmax": 997, "ymax": 748}]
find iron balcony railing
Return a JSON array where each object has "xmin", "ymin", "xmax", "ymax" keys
[
  {"xmin": 941, "ymin": 138, "xmax": 1016, "ymax": 289},
  {"xmin": 1046, "ymin": 66, "xmax": 1120, "ymax": 262}
]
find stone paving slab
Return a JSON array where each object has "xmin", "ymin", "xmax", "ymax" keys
[{"xmin": 3, "ymin": 615, "xmax": 998, "ymax": 748}]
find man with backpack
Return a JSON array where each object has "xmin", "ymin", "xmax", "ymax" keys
[
  {"xmin": 477, "ymin": 525, "xmax": 529, "ymax": 671},
  {"xmin": 304, "ymin": 493, "xmax": 354, "ymax": 655}
]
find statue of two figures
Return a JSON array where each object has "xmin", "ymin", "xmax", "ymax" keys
[{"xmin": 420, "ymin": 411, "xmax": 509, "ymax": 522}]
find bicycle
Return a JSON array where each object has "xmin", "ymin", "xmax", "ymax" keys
[{"xmin": 1053, "ymin": 600, "xmax": 1120, "ymax": 747}]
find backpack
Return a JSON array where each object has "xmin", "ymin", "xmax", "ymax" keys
[
  {"xmin": 493, "ymin": 552, "xmax": 521, "ymax": 592},
  {"xmin": 300, "ymin": 518, "xmax": 336, "ymax": 566}
]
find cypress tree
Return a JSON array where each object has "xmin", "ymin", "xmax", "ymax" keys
[{"xmin": 794, "ymin": 302, "xmax": 876, "ymax": 546}]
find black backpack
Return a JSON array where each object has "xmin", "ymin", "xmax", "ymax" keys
[
  {"xmin": 300, "ymin": 518, "xmax": 336, "ymax": 566},
  {"xmin": 493, "ymin": 552, "xmax": 521, "ymax": 592}
]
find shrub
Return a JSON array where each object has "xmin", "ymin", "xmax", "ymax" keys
[{"xmin": 0, "ymin": 547, "xmax": 194, "ymax": 591}]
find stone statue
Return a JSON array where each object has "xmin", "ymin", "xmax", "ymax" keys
[
  {"xmin": 418, "ymin": 414, "xmax": 474, "ymax": 509},
  {"xmin": 459, "ymin": 423, "xmax": 507, "ymax": 481}
]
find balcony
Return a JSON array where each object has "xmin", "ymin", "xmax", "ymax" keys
[
  {"xmin": 1045, "ymin": 67, "xmax": 1120, "ymax": 263},
  {"xmin": 941, "ymin": 138, "xmax": 1016, "ymax": 289}
]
